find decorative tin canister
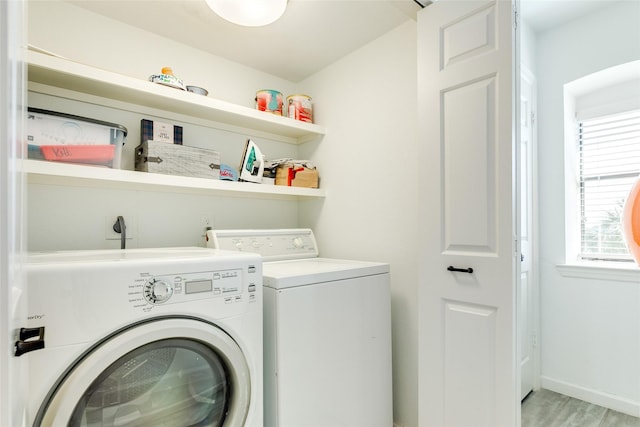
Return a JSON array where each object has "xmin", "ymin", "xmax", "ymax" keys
[
  {"xmin": 286, "ymin": 94, "xmax": 313, "ymax": 123},
  {"xmin": 255, "ymin": 90, "xmax": 283, "ymax": 115}
]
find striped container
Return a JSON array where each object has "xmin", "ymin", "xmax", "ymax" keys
[
  {"xmin": 286, "ymin": 94, "xmax": 313, "ymax": 123},
  {"xmin": 255, "ymin": 90, "xmax": 283, "ymax": 115}
]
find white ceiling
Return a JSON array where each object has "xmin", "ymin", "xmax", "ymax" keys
[
  {"xmin": 68, "ymin": 0, "xmax": 421, "ymax": 83},
  {"xmin": 67, "ymin": 0, "xmax": 617, "ymax": 83}
]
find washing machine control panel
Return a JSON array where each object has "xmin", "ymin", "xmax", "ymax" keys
[{"xmin": 136, "ymin": 268, "xmax": 252, "ymax": 306}]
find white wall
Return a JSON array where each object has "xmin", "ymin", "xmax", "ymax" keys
[
  {"xmin": 27, "ymin": 2, "xmax": 420, "ymax": 426},
  {"xmin": 520, "ymin": 20, "xmax": 537, "ymax": 74},
  {"xmin": 27, "ymin": 1, "xmax": 303, "ymax": 250},
  {"xmin": 299, "ymin": 21, "xmax": 419, "ymax": 427},
  {"xmin": 536, "ymin": 1, "xmax": 640, "ymax": 415},
  {"xmin": 28, "ymin": 1, "xmax": 295, "ymax": 108}
]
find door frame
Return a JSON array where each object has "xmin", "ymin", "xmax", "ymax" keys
[
  {"xmin": 519, "ymin": 64, "xmax": 539, "ymax": 399},
  {"xmin": 521, "ymin": 65, "xmax": 541, "ymax": 394},
  {"xmin": 0, "ymin": 1, "xmax": 26, "ymax": 425}
]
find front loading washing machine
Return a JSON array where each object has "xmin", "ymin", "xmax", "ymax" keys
[
  {"xmin": 17, "ymin": 247, "xmax": 263, "ymax": 427},
  {"xmin": 207, "ymin": 229, "xmax": 392, "ymax": 427}
]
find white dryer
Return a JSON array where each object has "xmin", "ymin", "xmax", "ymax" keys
[
  {"xmin": 17, "ymin": 247, "xmax": 263, "ymax": 427},
  {"xmin": 207, "ymin": 229, "xmax": 392, "ymax": 427}
]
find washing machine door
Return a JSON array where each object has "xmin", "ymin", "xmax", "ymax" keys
[{"xmin": 34, "ymin": 317, "xmax": 251, "ymax": 427}]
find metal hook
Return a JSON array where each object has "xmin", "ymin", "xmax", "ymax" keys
[
  {"xmin": 113, "ymin": 216, "xmax": 126, "ymax": 249},
  {"xmin": 447, "ymin": 266, "xmax": 473, "ymax": 274}
]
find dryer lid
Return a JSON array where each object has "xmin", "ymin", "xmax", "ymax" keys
[{"xmin": 262, "ymin": 258, "xmax": 389, "ymax": 289}]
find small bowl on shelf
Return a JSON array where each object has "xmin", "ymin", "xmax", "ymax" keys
[{"xmin": 186, "ymin": 86, "xmax": 208, "ymax": 96}]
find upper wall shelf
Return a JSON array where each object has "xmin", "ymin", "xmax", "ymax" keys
[{"xmin": 26, "ymin": 50, "xmax": 326, "ymax": 144}]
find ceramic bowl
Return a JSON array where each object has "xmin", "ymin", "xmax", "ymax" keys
[{"xmin": 186, "ymin": 85, "xmax": 208, "ymax": 96}]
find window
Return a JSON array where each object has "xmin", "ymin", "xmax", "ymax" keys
[
  {"xmin": 578, "ymin": 109, "xmax": 640, "ymax": 261},
  {"xmin": 564, "ymin": 61, "xmax": 640, "ymax": 267}
]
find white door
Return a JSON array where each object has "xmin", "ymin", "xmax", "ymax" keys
[
  {"xmin": 519, "ymin": 67, "xmax": 536, "ymax": 400},
  {"xmin": 417, "ymin": 0, "xmax": 519, "ymax": 426}
]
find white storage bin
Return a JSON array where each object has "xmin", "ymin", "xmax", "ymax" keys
[{"xmin": 26, "ymin": 108, "xmax": 127, "ymax": 168}]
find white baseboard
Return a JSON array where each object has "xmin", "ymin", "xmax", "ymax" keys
[{"xmin": 540, "ymin": 376, "xmax": 640, "ymax": 418}]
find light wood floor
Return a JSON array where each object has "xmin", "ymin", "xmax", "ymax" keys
[{"xmin": 521, "ymin": 389, "xmax": 640, "ymax": 427}]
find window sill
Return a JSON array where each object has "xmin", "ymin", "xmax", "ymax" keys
[{"xmin": 556, "ymin": 262, "xmax": 640, "ymax": 283}]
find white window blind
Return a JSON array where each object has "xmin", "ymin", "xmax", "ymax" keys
[{"xmin": 579, "ymin": 109, "xmax": 640, "ymax": 261}]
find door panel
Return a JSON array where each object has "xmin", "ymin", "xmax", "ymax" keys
[
  {"xmin": 443, "ymin": 75, "xmax": 497, "ymax": 254},
  {"xmin": 442, "ymin": 3, "xmax": 497, "ymax": 69},
  {"xmin": 418, "ymin": 0, "xmax": 518, "ymax": 426},
  {"xmin": 444, "ymin": 301, "xmax": 497, "ymax": 426}
]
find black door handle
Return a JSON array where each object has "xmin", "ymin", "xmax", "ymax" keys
[{"xmin": 447, "ymin": 266, "xmax": 473, "ymax": 274}]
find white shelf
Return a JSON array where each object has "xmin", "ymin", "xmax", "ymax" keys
[
  {"xmin": 26, "ymin": 50, "xmax": 326, "ymax": 144},
  {"xmin": 24, "ymin": 49, "xmax": 326, "ymax": 200},
  {"xmin": 24, "ymin": 160, "xmax": 325, "ymax": 200}
]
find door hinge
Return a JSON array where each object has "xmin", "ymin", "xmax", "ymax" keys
[
  {"xmin": 513, "ymin": 9, "xmax": 519, "ymax": 30},
  {"xmin": 531, "ymin": 111, "xmax": 536, "ymax": 126}
]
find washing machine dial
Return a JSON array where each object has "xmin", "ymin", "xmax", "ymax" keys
[{"xmin": 144, "ymin": 278, "xmax": 173, "ymax": 304}]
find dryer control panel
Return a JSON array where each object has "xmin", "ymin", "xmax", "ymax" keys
[{"xmin": 207, "ymin": 228, "xmax": 319, "ymax": 261}]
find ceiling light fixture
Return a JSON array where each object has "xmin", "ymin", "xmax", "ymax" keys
[{"xmin": 205, "ymin": 0, "xmax": 287, "ymax": 27}]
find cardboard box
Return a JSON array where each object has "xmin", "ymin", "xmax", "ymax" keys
[
  {"xmin": 26, "ymin": 108, "xmax": 127, "ymax": 168},
  {"xmin": 275, "ymin": 165, "xmax": 319, "ymax": 188},
  {"xmin": 135, "ymin": 141, "xmax": 220, "ymax": 179}
]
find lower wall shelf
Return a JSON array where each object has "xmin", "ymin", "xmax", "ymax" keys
[{"xmin": 23, "ymin": 159, "xmax": 326, "ymax": 200}]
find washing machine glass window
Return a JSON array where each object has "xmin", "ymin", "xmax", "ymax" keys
[
  {"xmin": 69, "ymin": 339, "xmax": 229, "ymax": 426},
  {"xmin": 35, "ymin": 318, "xmax": 252, "ymax": 427}
]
